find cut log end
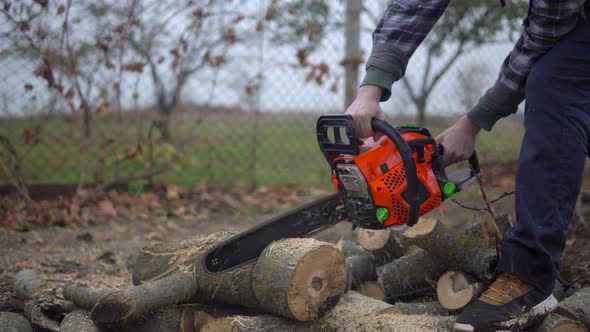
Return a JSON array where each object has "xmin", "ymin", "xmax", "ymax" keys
[
  {"xmin": 90, "ymin": 293, "xmax": 136, "ymax": 323},
  {"xmin": 252, "ymin": 239, "xmax": 347, "ymax": 321},
  {"xmin": 287, "ymin": 244, "xmax": 347, "ymax": 321},
  {"xmin": 357, "ymin": 228, "xmax": 391, "ymax": 250},
  {"xmin": 437, "ymin": 271, "xmax": 482, "ymax": 311},
  {"xmin": 534, "ymin": 314, "xmax": 587, "ymax": 332},
  {"xmin": 402, "ymin": 217, "xmax": 437, "ymax": 238}
]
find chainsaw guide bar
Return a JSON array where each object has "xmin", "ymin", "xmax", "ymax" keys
[{"xmin": 203, "ymin": 193, "xmax": 344, "ymax": 273}]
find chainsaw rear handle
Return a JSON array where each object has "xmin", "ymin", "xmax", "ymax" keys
[{"xmin": 437, "ymin": 144, "xmax": 481, "ymax": 193}]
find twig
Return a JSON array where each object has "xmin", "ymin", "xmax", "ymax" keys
[
  {"xmin": 489, "ymin": 191, "xmax": 515, "ymax": 205},
  {"xmin": 450, "ymin": 191, "xmax": 515, "ymax": 211},
  {"xmin": 450, "ymin": 199, "xmax": 483, "ymax": 212},
  {"xmin": 101, "ymin": 163, "xmax": 171, "ymax": 192}
]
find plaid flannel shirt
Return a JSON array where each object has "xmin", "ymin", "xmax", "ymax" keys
[{"xmin": 362, "ymin": 0, "xmax": 587, "ymax": 130}]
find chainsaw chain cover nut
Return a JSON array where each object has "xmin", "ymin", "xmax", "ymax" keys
[
  {"xmin": 443, "ymin": 182, "xmax": 456, "ymax": 198},
  {"xmin": 376, "ymin": 207, "xmax": 389, "ymax": 222}
]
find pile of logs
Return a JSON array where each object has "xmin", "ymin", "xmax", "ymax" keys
[{"xmin": 2, "ymin": 214, "xmax": 590, "ymax": 331}]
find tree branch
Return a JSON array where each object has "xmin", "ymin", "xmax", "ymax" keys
[
  {"xmin": 425, "ymin": 40, "xmax": 465, "ymax": 95},
  {"xmin": 0, "ymin": 136, "xmax": 32, "ymax": 204}
]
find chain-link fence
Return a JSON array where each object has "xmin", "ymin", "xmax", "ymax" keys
[{"xmin": 0, "ymin": 0, "xmax": 526, "ymax": 192}]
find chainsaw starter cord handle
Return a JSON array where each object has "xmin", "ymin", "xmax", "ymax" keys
[{"xmin": 371, "ymin": 118, "xmax": 421, "ymax": 227}]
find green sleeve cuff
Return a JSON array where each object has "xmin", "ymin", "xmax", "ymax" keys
[
  {"xmin": 467, "ymin": 102, "xmax": 504, "ymax": 132},
  {"xmin": 360, "ymin": 66, "xmax": 395, "ymax": 102},
  {"xmin": 467, "ymin": 80, "xmax": 524, "ymax": 131}
]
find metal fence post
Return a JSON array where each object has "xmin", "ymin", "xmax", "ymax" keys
[{"xmin": 344, "ymin": 0, "xmax": 362, "ymax": 109}]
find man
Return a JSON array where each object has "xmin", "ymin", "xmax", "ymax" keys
[{"xmin": 345, "ymin": 1, "xmax": 590, "ymax": 331}]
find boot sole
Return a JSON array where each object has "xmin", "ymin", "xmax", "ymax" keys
[{"xmin": 453, "ymin": 294, "xmax": 558, "ymax": 332}]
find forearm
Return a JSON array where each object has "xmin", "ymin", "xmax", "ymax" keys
[
  {"xmin": 362, "ymin": 0, "xmax": 452, "ymax": 101},
  {"xmin": 469, "ymin": 1, "xmax": 586, "ymax": 131}
]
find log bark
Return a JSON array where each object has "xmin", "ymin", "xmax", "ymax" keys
[
  {"xmin": 532, "ymin": 313, "xmax": 587, "ymax": 332},
  {"xmin": 251, "ymin": 238, "xmax": 347, "ymax": 321},
  {"xmin": 0, "ymin": 311, "xmax": 33, "ymax": 332},
  {"xmin": 203, "ymin": 291, "xmax": 392, "ymax": 332},
  {"xmin": 63, "ymin": 283, "xmax": 108, "ymax": 311},
  {"xmin": 436, "ymin": 270, "xmax": 485, "ymax": 311},
  {"xmin": 335, "ymin": 238, "xmax": 366, "ymax": 257},
  {"xmin": 355, "ymin": 281, "xmax": 385, "ymax": 300},
  {"xmin": 346, "ymin": 254, "xmax": 378, "ymax": 289},
  {"xmin": 376, "ymin": 246, "xmax": 445, "ymax": 300},
  {"xmin": 554, "ymin": 287, "xmax": 590, "ymax": 328},
  {"xmin": 553, "ymin": 281, "xmax": 566, "ymax": 302},
  {"xmin": 202, "ymin": 313, "xmax": 455, "ymax": 332},
  {"xmin": 379, "ymin": 301, "xmax": 449, "ymax": 316},
  {"xmin": 181, "ymin": 304, "xmax": 261, "ymax": 332},
  {"xmin": 124, "ymin": 307, "xmax": 187, "ymax": 332},
  {"xmin": 402, "ymin": 217, "xmax": 500, "ymax": 280},
  {"xmin": 201, "ymin": 315, "xmax": 301, "ymax": 332},
  {"xmin": 59, "ymin": 310, "xmax": 99, "ymax": 332},
  {"xmin": 130, "ymin": 232, "xmax": 236, "ymax": 285},
  {"xmin": 95, "ymin": 236, "xmax": 346, "ymax": 325},
  {"xmin": 14, "ymin": 269, "xmax": 43, "ymax": 300},
  {"xmin": 357, "ymin": 228, "xmax": 404, "ymax": 261},
  {"xmin": 90, "ymin": 271, "xmax": 198, "ymax": 326},
  {"xmin": 202, "ymin": 291, "xmax": 454, "ymax": 331},
  {"xmin": 14, "ymin": 269, "xmax": 74, "ymax": 332}
]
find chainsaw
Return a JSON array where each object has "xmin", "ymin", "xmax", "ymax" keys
[{"xmin": 203, "ymin": 115, "xmax": 480, "ymax": 273}]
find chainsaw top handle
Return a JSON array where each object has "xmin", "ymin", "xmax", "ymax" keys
[{"xmin": 316, "ymin": 115, "xmax": 421, "ymax": 227}]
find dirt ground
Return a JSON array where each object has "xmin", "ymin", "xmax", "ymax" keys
[
  {"xmin": 1, "ymin": 174, "xmax": 590, "ymax": 315},
  {"xmin": 0, "ymin": 191, "xmax": 360, "ymax": 312}
]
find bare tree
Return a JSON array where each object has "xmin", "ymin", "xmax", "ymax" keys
[{"xmin": 455, "ymin": 61, "xmax": 492, "ymax": 110}]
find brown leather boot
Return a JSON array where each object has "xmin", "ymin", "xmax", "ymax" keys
[{"xmin": 454, "ymin": 273, "xmax": 557, "ymax": 332}]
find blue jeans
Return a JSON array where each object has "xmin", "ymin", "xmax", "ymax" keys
[{"xmin": 497, "ymin": 18, "xmax": 590, "ymax": 294}]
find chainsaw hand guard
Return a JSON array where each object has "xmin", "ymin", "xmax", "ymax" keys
[{"xmin": 317, "ymin": 114, "xmax": 480, "ymax": 230}]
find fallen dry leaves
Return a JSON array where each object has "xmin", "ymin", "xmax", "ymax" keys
[{"xmin": 0, "ymin": 184, "xmax": 330, "ymax": 231}]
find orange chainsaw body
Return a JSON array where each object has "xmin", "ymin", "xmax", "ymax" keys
[{"xmin": 332, "ymin": 132, "xmax": 442, "ymax": 228}]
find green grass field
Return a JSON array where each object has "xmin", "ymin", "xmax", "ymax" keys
[{"xmin": 0, "ymin": 112, "xmax": 525, "ymax": 189}]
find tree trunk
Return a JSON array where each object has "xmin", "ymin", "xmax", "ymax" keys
[
  {"xmin": 416, "ymin": 98, "xmax": 427, "ymax": 126},
  {"xmin": 0, "ymin": 312, "xmax": 33, "ymax": 332},
  {"xmin": 59, "ymin": 310, "xmax": 99, "ymax": 332},
  {"xmin": 532, "ymin": 314, "xmax": 587, "ymax": 332},
  {"xmin": 379, "ymin": 301, "xmax": 449, "ymax": 316},
  {"xmin": 436, "ymin": 270, "xmax": 485, "ymax": 311},
  {"xmin": 94, "ymin": 236, "xmax": 346, "ymax": 325},
  {"xmin": 159, "ymin": 113, "xmax": 171, "ymax": 141},
  {"xmin": 377, "ymin": 246, "xmax": 446, "ymax": 300},
  {"xmin": 402, "ymin": 217, "xmax": 500, "ymax": 280},
  {"xmin": 554, "ymin": 287, "xmax": 590, "ymax": 328}
]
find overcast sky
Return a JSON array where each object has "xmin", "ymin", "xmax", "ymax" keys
[{"xmin": 0, "ymin": 0, "xmax": 518, "ymax": 119}]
